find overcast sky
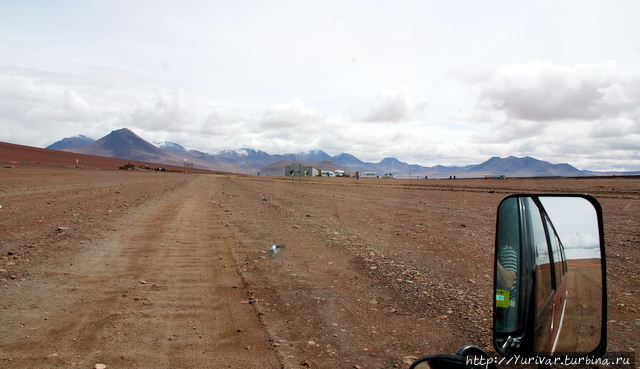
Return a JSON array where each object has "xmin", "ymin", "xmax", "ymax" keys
[{"xmin": 1, "ymin": 1, "xmax": 639, "ymax": 171}]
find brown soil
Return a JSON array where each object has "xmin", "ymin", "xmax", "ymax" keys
[
  {"xmin": 558, "ymin": 259, "xmax": 603, "ymax": 353},
  {"xmin": 1, "ymin": 162, "xmax": 639, "ymax": 368}
]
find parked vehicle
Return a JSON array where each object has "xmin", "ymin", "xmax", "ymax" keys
[
  {"xmin": 320, "ymin": 170, "xmax": 335, "ymax": 177},
  {"xmin": 382, "ymin": 173, "xmax": 395, "ymax": 178},
  {"xmin": 360, "ymin": 172, "xmax": 377, "ymax": 178},
  {"xmin": 410, "ymin": 194, "xmax": 606, "ymax": 369},
  {"xmin": 334, "ymin": 170, "xmax": 351, "ymax": 177}
]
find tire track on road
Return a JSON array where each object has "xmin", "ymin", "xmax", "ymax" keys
[{"xmin": 0, "ymin": 175, "xmax": 281, "ymax": 368}]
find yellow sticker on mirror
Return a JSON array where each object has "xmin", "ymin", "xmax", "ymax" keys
[{"xmin": 496, "ymin": 289, "xmax": 510, "ymax": 308}]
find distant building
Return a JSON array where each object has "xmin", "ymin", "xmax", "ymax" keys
[{"xmin": 285, "ymin": 163, "xmax": 320, "ymax": 177}]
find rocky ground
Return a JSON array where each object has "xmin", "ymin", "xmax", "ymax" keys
[{"xmin": 1, "ymin": 164, "xmax": 639, "ymax": 368}]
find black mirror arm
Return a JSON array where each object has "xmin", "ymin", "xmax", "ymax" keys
[
  {"xmin": 409, "ymin": 353, "xmax": 472, "ymax": 369},
  {"xmin": 498, "ymin": 336, "xmax": 520, "ymax": 351},
  {"xmin": 456, "ymin": 346, "xmax": 499, "ymax": 369},
  {"xmin": 409, "ymin": 347, "xmax": 499, "ymax": 369}
]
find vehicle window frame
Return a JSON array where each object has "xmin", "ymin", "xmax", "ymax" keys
[
  {"xmin": 544, "ymin": 216, "xmax": 565, "ymax": 287},
  {"xmin": 524, "ymin": 197, "xmax": 554, "ymax": 319}
]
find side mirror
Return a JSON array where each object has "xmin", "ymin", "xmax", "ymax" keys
[
  {"xmin": 409, "ymin": 354, "xmax": 469, "ymax": 369},
  {"xmin": 410, "ymin": 346, "xmax": 499, "ymax": 369},
  {"xmin": 493, "ymin": 194, "xmax": 606, "ymax": 358}
]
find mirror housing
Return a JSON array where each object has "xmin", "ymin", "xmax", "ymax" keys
[
  {"xmin": 409, "ymin": 354, "xmax": 470, "ymax": 369},
  {"xmin": 410, "ymin": 346, "xmax": 498, "ymax": 369},
  {"xmin": 493, "ymin": 194, "xmax": 606, "ymax": 358}
]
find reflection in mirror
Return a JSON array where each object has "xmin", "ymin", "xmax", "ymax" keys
[
  {"xmin": 494, "ymin": 197, "xmax": 520, "ymax": 332},
  {"xmin": 493, "ymin": 195, "xmax": 605, "ymax": 358},
  {"xmin": 538, "ymin": 197, "xmax": 603, "ymax": 354},
  {"xmin": 539, "ymin": 197, "xmax": 601, "ymax": 259}
]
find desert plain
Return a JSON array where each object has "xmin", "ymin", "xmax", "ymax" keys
[{"xmin": 1, "ymin": 158, "xmax": 639, "ymax": 368}]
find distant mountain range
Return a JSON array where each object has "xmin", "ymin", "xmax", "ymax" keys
[
  {"xmin": 45, "ymin": 128, "xmax": 637, "ymax": 178},
  {"xmin": 46, "ymin": 134, "xmax": 95, "ymax": 150}
]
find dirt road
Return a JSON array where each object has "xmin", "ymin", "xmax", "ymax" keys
[
  {"xmin": 1, "ymin": 172, "xmax": 280, "ymax": 368},
  {"xmin": 1, "ymin": 167, "xmax": 639, "ymax": 368}
]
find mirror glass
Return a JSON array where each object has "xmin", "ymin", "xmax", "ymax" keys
[{"xmin": 494, "ymin": 195, "xmax": 605, "ymax": 358}]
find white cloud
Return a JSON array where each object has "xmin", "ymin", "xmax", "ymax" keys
[
  {"xmin": 2, "ymin": 1, "xmax": 640, "ymax": 171},
  {"xmin": 473, "ymin": 60, "xmax": 640, "ymax": 168},
  {"xmin": 364, "ymin": 87, "xmax": 428, "ymax": 123},
  {"xmin": 478, "ymin": 60, "xmax": 640, "ymax": 122},
  {"xmin": 257, "ymin": 99, "xmax": 323, "ymax": 131},
  {"xmin": 201, "ymin": 107, "xmax": 242, "ymax": 137},
  {"xmin": 130, "ymin": 89, "xmax": 199, "ymax": 132},
  {"xmin": 0, "ymin": 66, "xmax": 122, "ymax": 145},
  {"xmin": 590, "ymin": 117, "xmax": 640, "ymax": 138}
]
